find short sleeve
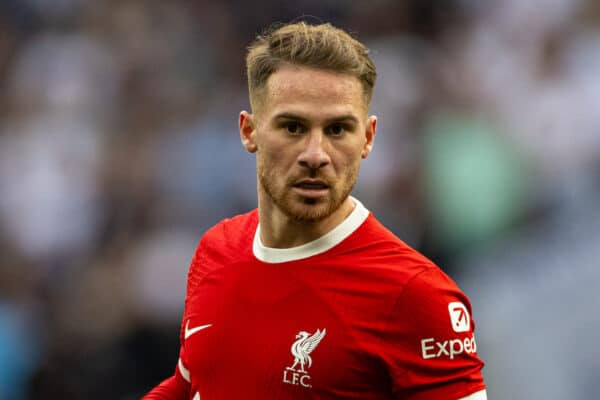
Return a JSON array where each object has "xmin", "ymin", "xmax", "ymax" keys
[{"xmin": 380, "ymin": 267, "xmax": 486, "ymax": 400}]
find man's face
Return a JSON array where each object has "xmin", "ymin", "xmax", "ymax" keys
[{"xmin": 240, "ymin": 64, "xmax": 376, "ymax": 222}]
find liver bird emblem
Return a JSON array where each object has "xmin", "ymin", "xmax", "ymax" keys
[{"xmin": 287, "ymin": 328, "xmax": 326, "ymax": 373}]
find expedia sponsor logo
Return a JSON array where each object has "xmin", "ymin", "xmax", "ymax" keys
[
  {"xmin": 421, "ymin": 336, "xmax": 477, "ymax": 359},
  {"xmin": 448, "ymin": 302, "xmax": 470, "ymax": 332}
]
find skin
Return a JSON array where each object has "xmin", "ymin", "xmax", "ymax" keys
[{"xmin": 239, "ymin": 64, "xmax": 377, "ymax": 248}]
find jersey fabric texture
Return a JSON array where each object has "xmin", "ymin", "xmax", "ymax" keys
[{"xmin": 144, "ymin": 199, "xmax": 485, "ymax": 399}]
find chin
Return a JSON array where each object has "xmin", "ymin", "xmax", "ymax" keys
[
  {"xmin": 284, "ymin": 197, "xmax": 340, "ymax": 222},
  {"xmin": 289, "ymin": 208, "xmax": 330, "ymax": 222}
]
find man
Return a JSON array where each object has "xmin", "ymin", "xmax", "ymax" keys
[{"xmin": 144, "ymin": 22, "xmax": 486, "ymax": 399}]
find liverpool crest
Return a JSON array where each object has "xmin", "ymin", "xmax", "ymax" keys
[{"xmin": 283, "ymin": 328, "xmax": 326, "ymax": 388}]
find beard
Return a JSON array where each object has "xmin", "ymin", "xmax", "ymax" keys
[{"xmin": 257, "ymin": 159, "xmax": 359, "ymax": 222}]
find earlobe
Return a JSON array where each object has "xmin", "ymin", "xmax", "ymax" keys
[
  {"xmin": 239, "ymin": 111, "xmax": 258, "ymax": 153},
  {"xmin": 361, "ymin": 115, "xmax": 377, "ymax": 159}
]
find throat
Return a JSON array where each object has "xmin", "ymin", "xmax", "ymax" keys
[
  {"xmin": 260, "ymin": 219, "xmax": 325, "ymax": 249},
  {"xmin": 258, "ymin": 196, "xmax": 355, "ymax": 249}
]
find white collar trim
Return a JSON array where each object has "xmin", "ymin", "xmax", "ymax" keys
[{"xmin": 253, "ymin": 197, "xmax": 369, "ymax": 264}]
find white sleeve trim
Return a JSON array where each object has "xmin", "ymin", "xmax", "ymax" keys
[
  {"xmin": 459, "ymin": 389, "xmax": 487, "ymax": 400},
  {"xmin": 178, "ymin": 357, "xmax": 191, "ymax": 383}
]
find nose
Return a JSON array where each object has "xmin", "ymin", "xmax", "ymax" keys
[{"xmin": 298, "ymin": 131, "xmax": 330, "ymax": 170}]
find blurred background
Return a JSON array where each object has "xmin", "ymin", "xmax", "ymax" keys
[{"xmin": 0, "ymin": 0, "xmax": 599, "ymax": 398}]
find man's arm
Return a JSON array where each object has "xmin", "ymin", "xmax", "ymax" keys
[
  {"xmin": 144, "ymin": 235, "xmax": 210, "ymax": 399},
  {"xmin": 143, "ymin": 375, "xmax": 186, "ymax": 400},
  {"xmin": 459, "ymin": 389, "xmax": 487, "ymax": 400},
  {"xmin": 143, "ymin": 266, "xmax": 195, "ymax": 399},
  {"xmin": 142, "ymin": 361, "xmax": 190, "ymax": 399},
  {"xmin": 383, "ymin": 267, "xmax": 487, "ymax": 400}
]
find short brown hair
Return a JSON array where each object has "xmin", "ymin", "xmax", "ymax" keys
[{"xmin": 245, "ymin": 22, "xmax": 377, "ymax": 111}]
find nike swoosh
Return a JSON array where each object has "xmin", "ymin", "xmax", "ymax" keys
[{"xmin": 184, "ymin": 320, "xmax": 213, "ymax": 340}]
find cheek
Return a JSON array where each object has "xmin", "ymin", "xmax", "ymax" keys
[
  {"xmin": 260, "ymin": 147, "xmax": 286, "ymax": 167},
  {"xmin": 257, "ymin": 149, "xmax": 295, "ymax": 181},
  {"xmin": 333, "ymin": 145, "xmax": 363, "ymax": 170},
  {"xmin": 258, "ymin": 139, "xmax": 297, "ymax": 168}
]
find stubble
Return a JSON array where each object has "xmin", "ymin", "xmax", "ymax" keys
[{"xmin": 257, "ymin": 156, "xmax": 359, "ymax": 222}]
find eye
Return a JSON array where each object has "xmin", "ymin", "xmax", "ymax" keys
[
  {"xmin": 327, "ymin": 123, "xmax": 345, "ymax": 137},
  {"xmin": 285, "ymin": 122, "xmax": 304, "ymax": 135}
]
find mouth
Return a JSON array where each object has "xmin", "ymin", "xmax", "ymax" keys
[
  {"xmin": 291, "ymin": 180, "xmax": 330, "ymax": 198},
  {"xmin": 293, "ymin": 180, "xmax": 329, "ymax": 190}
]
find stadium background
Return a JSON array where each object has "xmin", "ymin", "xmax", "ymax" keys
[{"xmin": 0, "ymin": 0, "xmax": 599, "ymax": 398}]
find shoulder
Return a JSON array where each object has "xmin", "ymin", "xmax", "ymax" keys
[
  {"xmin": 341, "ymin": 213, "xmax": 440, "ymax": 283},
  {"xmin": 348, "ymin": 212, "xmax": 472, "ymax": 315},
  {"xmin": 355, "ymin": 214, "xmax": 432, "ymax": 263},
  {"xmin": 383, "ymin": 257, "xmax": 476, "ymax": 348},
  {"xmin": 187, "ymin": 209, "xmax": 257, "ymax": 285},
  {"xmin": 200, "ymin": 209, "xmax": 258, "ymax": 251},
  {"xmin": 373, "ymin": 245, "xmax": 485, "ymax": 398}
]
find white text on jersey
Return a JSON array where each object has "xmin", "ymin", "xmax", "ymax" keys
[{"xmin": 421, "ymin": 336, "xmax": 477, "ymax": 359}]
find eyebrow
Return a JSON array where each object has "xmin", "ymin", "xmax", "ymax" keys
[{"xmin": 273, "ymin": 112, "xmax": 360, "ymax": 125}]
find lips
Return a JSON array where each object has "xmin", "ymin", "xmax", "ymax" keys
[
  {"xmin": 293, "ymin": 180, "xmax": 329, "ymax": 189},
  {"xmin": 291, "ymin": 179, "xmax": 330, "ymax": 199}
]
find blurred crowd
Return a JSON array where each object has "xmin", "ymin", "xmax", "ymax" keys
[{"xmin": 0, "ymin": 0, "xmax": 598, "ymax": 399}]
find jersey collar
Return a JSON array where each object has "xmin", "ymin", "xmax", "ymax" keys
[{"xmin": 253, "ymin": 197, "xmax": 369, "ymax": 264}]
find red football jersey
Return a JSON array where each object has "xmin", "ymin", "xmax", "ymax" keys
[{"xmin": 144, "ymin": 199, "xmax": 486, "ymax": 399}]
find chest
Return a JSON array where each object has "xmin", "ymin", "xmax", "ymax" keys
[{"xmin": 183, "ymin": 262, "xmax": 397, "ymax": 399}]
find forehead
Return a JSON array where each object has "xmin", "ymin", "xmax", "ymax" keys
[{"xmin": 260, "ymin": 65, "xmax": 366, "ymax": 117}]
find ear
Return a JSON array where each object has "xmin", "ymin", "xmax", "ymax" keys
[
  {"xmin": 239, "ymin": 111, "xmax": 258, "ymax": 153},
  {"xmin": 361, "ymin": 115, "xmax": 377, "ymax": 159}
]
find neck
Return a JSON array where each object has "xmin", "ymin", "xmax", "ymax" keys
[{"xmin": 257, "ymin": 191, "xmax": 355, "ymax": 249}]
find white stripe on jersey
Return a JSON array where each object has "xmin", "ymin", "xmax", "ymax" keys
[
  {"xmin": 459, "ymin": 389, "xmax": 487, "ymax": 400},
  {"xmin": 178, "ymin": 357, "xmax": 191, "ymax": 383}
]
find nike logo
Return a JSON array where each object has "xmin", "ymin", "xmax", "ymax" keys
[{"xmin": 184, "ymin": 320, "xmax": 213, "ymax": 340}]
